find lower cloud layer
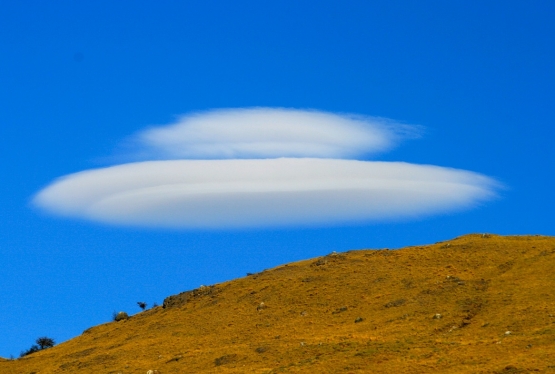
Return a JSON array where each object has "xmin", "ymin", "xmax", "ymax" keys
[{"xmin": 33, "ymin": 158, "xmax": 498, "ymax": 228}]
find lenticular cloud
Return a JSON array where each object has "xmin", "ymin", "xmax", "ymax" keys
[
  {"xmin": 34, "ymin": 159, "xmax": 497, "ymax": 228},
  {"xmin": 130, "ymin": 108, "xmax": 417, "ymax": 160},
  {"xmin": 33, "ymin": 108, "xmax": 499, "ymax": 229}
]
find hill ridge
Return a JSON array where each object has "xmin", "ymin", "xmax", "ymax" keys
[{"xmin": 2, "ymin": 233, "xmax": 555, "ymax": 373}]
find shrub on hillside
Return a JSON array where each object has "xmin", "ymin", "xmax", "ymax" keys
[
  {"xmin": 113, "ymin": 311, "xmax": 129, "ymax": 321},
  {"xmin": 137, "ymin": 301, "xmax": 147, "ymax": 311},
  {"xmin": 36, "ymin": 337, "xmax": 55, "ymax": 350},
  {"xmin": 20, "ymin": 345, "xmax": 39, "ymax": 357},
  {"xmin": 19, "ymin": 337, "xmax": 56, "ymax": 357}
]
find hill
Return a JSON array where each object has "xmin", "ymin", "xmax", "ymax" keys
[{"xmin": 2, "ymin": 234, "xmax": 555, "ymax": 373}]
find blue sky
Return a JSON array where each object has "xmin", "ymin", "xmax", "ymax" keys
[{"xmin": 1, "ymin": 1, "xmax": 554, "ymax": 358}]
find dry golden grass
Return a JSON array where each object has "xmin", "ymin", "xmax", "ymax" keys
[{"xmin": 2, "ymin": 234, "xmax": 555, "ymax": 373}]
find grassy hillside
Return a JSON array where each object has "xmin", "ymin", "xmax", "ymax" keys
[{"xmin": 2, "ymin": 234, "xmax": 555, "ymax": 373}]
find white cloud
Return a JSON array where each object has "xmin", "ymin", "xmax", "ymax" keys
[
  {"xmin": 33, "ymin": 159, "xmax": 498, "ymax": 229},
  {"xmin": 33, "ymin": 108, "xmax": 500, "ymax": 229},
  {"xmin": 128, "ymin": 108, "xmax": 419, "ymax": 160}
]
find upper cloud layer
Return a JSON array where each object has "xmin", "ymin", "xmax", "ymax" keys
[
  {"xmin": 129, "ymin": 108, "xmax": 418, "ymax": 160},
  {"xmin": 33, "ymin": 159, "xmax": 498, "ymax": 229}
]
